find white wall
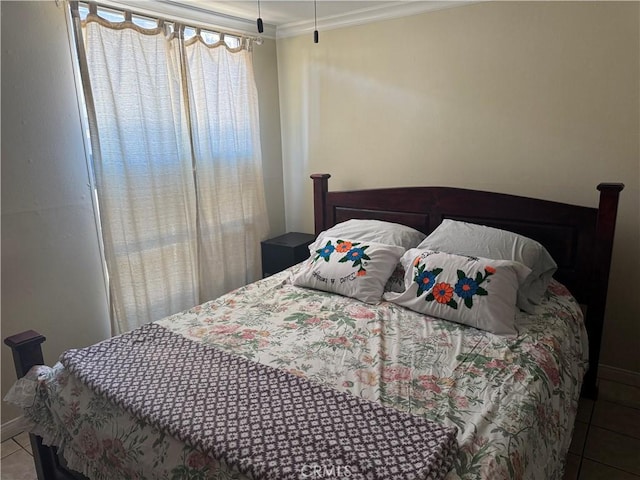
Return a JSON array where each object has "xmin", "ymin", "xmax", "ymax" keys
[
  {"xmin": 0, "ymin": 1, "xmax": 285, "ymax": 426},
  {"xmin": 277, "ymin": 2, "xmax": 640, "ymax": 374}
]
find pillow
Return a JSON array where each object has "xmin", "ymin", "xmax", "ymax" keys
[
  {"xmin": 384, "ymin": 264, "xmax": 406, "ymax": 293},
  {"xmin": 417, "ymin": 220, "xmax": 557, "ymax": 313},
  {"xmin": 384, "ymin": 249, "xmax": 531, "ymax": 335},
  {"xmin": 313, "ymin": 220, "xmax": 424, "ymax": 295},
  {"xmin": 314, "ymin": 219, "xmax": 426, "ymax": 250},
  {"xmin": 292, "ymin": 237, "xmax": 405, "ymax": 304}
]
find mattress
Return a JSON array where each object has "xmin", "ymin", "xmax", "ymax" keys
[{"xmin": 7, "ymin": 268, "xmax": 587, "ymax": 480}]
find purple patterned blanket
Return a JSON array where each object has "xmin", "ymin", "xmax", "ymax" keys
[{"xmin": 60, "ymin": 323, "xmax": 457, "ymax": 480}]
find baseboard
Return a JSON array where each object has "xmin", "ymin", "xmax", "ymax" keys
[
  {"xmin": 1, "ymin": 415, "xmax": 28, "ymax": 442},
  {"xmin": 599, "ymin": 364, "xmax": 640, "ymax": 388}
]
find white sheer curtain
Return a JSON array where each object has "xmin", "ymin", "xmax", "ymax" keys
[
  {"xmin": 76, "ymin": 6, "xmax": 268, "ymax": 334},
  {"xmin": 185, "ymin": 39, "xmax": 268, "ymax": 301}
]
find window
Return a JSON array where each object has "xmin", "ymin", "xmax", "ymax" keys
[{"xmin": 70, "ymin": 1, "xmax": 268, "ymax": 333}]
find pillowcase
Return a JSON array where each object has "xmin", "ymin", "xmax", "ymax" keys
[
  {"xmin": 384, "ymin": 249, "xmax": 531, "ymax": 335},
  {"xmin": 417, "ymin": 220, "xmax": 557, "ymax": 313},
  {"xmin": 292, "ymin": 236, "xmax": 405, "ymax": 304},
  {"xmin": 313, "ymin": 220, "xmax": 425, "ymax": 295},
  {"xmin": 314, "ymin": 219, "xmax": 426, "ymax": 250}
]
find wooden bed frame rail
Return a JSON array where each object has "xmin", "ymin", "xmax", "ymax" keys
[{"xmin": 5, "ymin": 174, "xmax": 623, "ymax": 480}]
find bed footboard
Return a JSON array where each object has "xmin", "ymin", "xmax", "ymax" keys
[{"xmin": 4, "ymin": 331, "xmax": 87, "ymax": 480}]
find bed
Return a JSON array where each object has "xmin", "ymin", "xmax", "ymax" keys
[{"xmin": 5, "ymin": 173, "xmax": 624, "ymax": 480}]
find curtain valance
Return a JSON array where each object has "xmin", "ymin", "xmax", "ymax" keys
[{"xmin": 70, "ymin": 1, "xmax": 258, "ymax": 52}]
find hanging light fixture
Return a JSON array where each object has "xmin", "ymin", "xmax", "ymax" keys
[
  {"xmin": 313, "ymin": 0, "xmax": 319, "ymax": 43},
  {"xmin": 256, "ymin": 0, "xmax": 263, "ymax": 33}
]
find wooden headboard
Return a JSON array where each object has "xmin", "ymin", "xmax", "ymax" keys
[{"xmin": 311, "ymin": 173, "xmax": 623, "ymax": 399}]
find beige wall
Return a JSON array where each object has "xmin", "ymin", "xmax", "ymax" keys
[
  {"xmin": 253, "ymin": 37, "xmax": 286, "ymax": 237},
  {"xmin": 0, "ymin": 1, "xmax": 285, "ymax": 426},
  {"xmin": 1, "ymin": 1, "xmax": 111, "ymax": 426},
  {"xmin": 277, "ymin": 2, "xmax": 640, "ymax": 374}
]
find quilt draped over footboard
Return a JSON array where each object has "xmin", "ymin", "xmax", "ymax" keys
[{"xmin": 60, "ymin": 323, "xmax": 458, "ymax": 480}]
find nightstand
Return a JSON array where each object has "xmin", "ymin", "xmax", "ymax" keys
[{"xmin": 261, "ymin": 232, "xmax": 316, "ymax": 277}]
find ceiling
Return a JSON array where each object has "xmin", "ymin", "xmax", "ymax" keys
[
  {"xmin": 184, "ymin": 1, "xmax": 407, "ymax": 26},
  {"xmin": 103, "ymin": 0, "xmax": 468, "ymax": 38}
]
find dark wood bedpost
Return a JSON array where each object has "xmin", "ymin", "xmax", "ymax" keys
[
  {"xmin": 311, "ymin": 174, "xmax": 331, "ymax": 236},
  {"xmin": 582, "ymin": 183, "xmax": 624, "ymax": 399},
  {"xmin": 4, "ymin": 331, "xmax": 80, "ymax": 480},
  {"xmin": 5, "ymin": 330, "xmax": 46, "ymax": 378}
]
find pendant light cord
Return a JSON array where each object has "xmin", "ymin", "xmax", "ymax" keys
[
  {"xmin": 313, "ymin": 0, "xmax": 319, "ymax": 43},
  {"xmin": 256, "ymin": 0, "xmax": 263, "ymax": 33}
]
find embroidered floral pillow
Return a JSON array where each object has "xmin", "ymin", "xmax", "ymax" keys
[
  {"xmin": 292, "ymin": 237, "xmax": 405, "ymax": 304},
  {"xmin": 417, "ymin": 220, "xmax": 557, "ymax": 314},
  {"xmin": 383, "ymin": 249, "xmax": 531, "ymax": 335}
]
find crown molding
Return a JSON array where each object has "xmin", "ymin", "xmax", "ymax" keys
[
  {"xmin": 91, "ymin": 1, "xmax": 475, "ymax": 42},
  {"xmin": 276, "ymin": 1, "xmax": 474, "ymax": 39}
]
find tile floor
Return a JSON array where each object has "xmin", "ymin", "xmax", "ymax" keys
[
  {"xmin": 564, "ymin": 379, "xmax": 640, "ymax": 480},
  {"xmin": 1, "ymin": 379, "xmax": 639, "ymax": 479},
  {"xmin": 1, "ymin": 431, "xmax": 36, "ymax": 480}
]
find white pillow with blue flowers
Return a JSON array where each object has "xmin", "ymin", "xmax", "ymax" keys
[
  {"xmin": 292, "ymin": 237, "xmax": 405, "ymax": 304},
  {"xmin": 416, "ymin": 220, "xmax": 556, "ymax": 313},
  {"xmin": 384, "ymin": 249, "xmax": 531, "ymax": 335}
]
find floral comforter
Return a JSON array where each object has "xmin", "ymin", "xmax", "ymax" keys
[{"xmin": 8, "ymin": 269, "xmax": 586, "ymax": 480}]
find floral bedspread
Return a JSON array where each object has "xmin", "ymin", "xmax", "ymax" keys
[{"xmin": 8, "ymin": 269, "xmax": 586, "ymax": 480}]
